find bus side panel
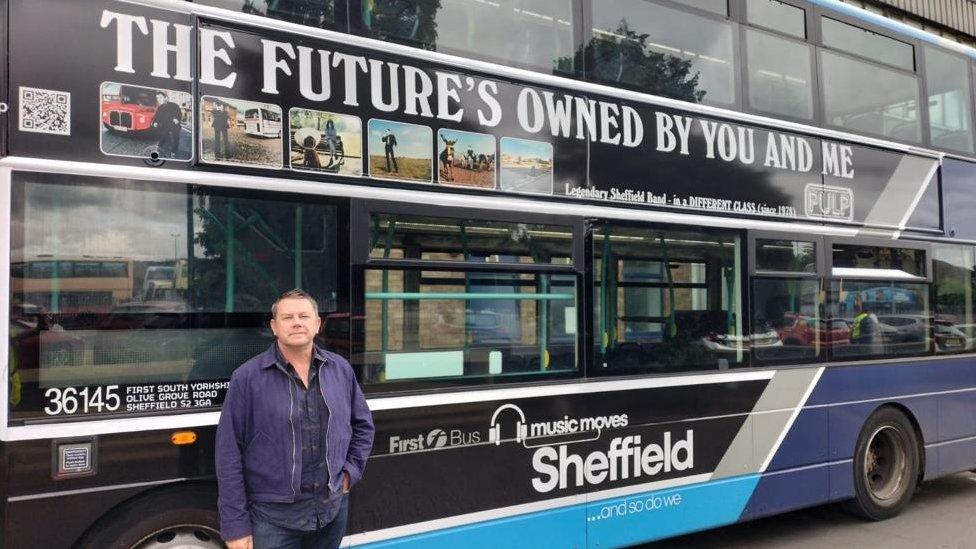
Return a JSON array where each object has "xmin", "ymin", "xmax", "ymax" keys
[
  {"xmin": 5, "ymin": 483, "xmax": 149, "ymax": 548},
  {"xmin": 809, "ymin": 360, "xmax": 976, "ymax": 480},
  {"xmin": 3, "ymin": 426, "xmax": 217, "ymax": 547},
  {"xmin": 937, "ymin": 389, "xmax": 976, "ymax": 474},
  {"xmin": 744, "ymin": 407, "xmax": 829, "ymax": 519}
]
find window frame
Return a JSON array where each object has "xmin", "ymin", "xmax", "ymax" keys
[
  {"xmin": 587, "ymin": 219, "xmax": 748, "ymax": 378},
  {"xmin": 351, "ymin": 199, "xmax": 586, "ymax": 394},
  {"xmin": 824, "ymin": 236, "xmax": 934, "ymax": 362},
  {"xmin": 747, "ymin": 231, "xmax": 826, "ymax": 365},
  {"xmin": 922, "ymin": 45, "xmax": 976, "ymax": 155}
]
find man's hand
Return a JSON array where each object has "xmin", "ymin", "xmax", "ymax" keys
[
  {"xmin": 342, "ymin": 471, "xmax": 350, "ymax": 494},
  {"xmin": 225, "ymin": 535, "xmax": 252, "ymax": 549}
]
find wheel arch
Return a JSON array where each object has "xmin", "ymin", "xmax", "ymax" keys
[{"xmin": 73, "ymin": 479, "xmax": 219, "ymax": 549}]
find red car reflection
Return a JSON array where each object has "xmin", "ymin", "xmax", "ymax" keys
[{"xmin": 778, "ymin": 314, "xmax": 850, "ymax": 347}]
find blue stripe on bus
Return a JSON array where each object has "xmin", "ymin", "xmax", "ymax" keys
[{"xmin": 353, "ymin": 475, "xmax": 760, "ymax": 549}]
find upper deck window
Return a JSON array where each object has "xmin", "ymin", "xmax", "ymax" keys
[
  {"xmin": 821, "ymin": 17, "xmax": 914, "ymax": 72},
  {"xmin": 193, "ymin": 0, "xmax": 337, "ymax": 28},
  {"xmin": 924, "ymin": 46, "xmax": 975, "ymax": 154},
  {"xmin": 589, "ymin": 0, "xmax": 736, "ymax": 106},
  {"xmin": 820, "ymin": 50, "xmax": 921, "ymax": 143},
  {"xmin": 746, "ymin": 0, "xmax": 805, "ymax": 39},
  {"xmin": 745, "ymin": 28, "xmax": 814, "ymax": 120},
  {"xmin": 359, "ymin": 0, "xmax": 576, "ymax": 75}
]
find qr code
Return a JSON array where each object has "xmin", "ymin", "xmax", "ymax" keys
[{"xmin": 19, "ymin": 87, "xmax": 71, "ymax": 135}]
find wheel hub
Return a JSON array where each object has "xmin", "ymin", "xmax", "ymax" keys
[{"xmin": 864, "ymin": 425, "xmax": 909, "ymax": 504}]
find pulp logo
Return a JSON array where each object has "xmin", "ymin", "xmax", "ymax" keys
[
  {"xmin": 388, "ymin": 428, "xmax": 480, "ymax": 454},
  {"xmin": 805, "ymin": 184, "xmax": 854, "ymax": 222}
]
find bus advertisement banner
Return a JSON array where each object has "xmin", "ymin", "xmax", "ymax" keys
[{"xmin": 6, "ymin": 0, "xmax": 940, "ymax": 231}]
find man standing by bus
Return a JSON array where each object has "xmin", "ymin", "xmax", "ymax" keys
[{"xmin": 216, "ymin": 289, "xmax": 374, "ymax": 549}]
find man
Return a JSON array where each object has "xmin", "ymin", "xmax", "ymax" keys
[
  {"xmin": 153, "ymin": 92, "xmax": 183, "ymax": 158},
  {"xmin": 851, "ymin": 294, "xmax": 881, "ymax": 350},
  {"xmin": 212, "ymin": 103, "xmax": 231, "ymax": 159},
  {"xmin": 382, "ymin": 128, "xmax": 398, "ymax": 173},
  {"xmin": 217, "ymin": 289, "xmax": 374, "ymax": 549}
]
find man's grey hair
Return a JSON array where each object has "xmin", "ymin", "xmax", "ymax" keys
[{"xmin": 271, "ymin": 288, "xmax": 319, "ymax": 318}]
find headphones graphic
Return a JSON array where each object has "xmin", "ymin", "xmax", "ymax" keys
[{"xmin": 488, "ymin": 404, "xmax": 527, "ymax": 446}]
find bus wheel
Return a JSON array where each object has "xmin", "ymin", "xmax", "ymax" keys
[
  {"xmin": 846, "ymin": 407, "xmax": 920, "ymax": 520},
  {"xmin": 79, "ymin": 485, "xmax": 222, "ymax": 549}
]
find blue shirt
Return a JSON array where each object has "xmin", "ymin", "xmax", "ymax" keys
[{"xmin": 250, "ymin": 347, "xmax": 344, "ymax": 531}]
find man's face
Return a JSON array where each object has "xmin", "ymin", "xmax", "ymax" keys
[{"xmin": 270, "ymin": 297, "xmax": 321, "ymax": 348}]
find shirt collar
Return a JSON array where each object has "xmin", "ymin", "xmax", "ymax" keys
[{"xmin": 262, "ymin": 342, "xmax": 329, "ymax": 370}]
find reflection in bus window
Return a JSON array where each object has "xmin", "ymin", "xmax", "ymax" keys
[
  {"xmin": 746, "ymin": 0, "xmax": 805, "ymax": 38},
  {"xmin": 362, "ymin": 269, "xmax": 578, "ymax": 385},
  {"xmin": 832, "ymin": 244, "xmax": 926, "ymax": 277},
  {"xmin": 593, "ymin": 225, "xmax": 744, "ymax": 374},
  {"xmin": 751, "ymin": 278, "xmax": 825, "ymax": 363},
  {"xmin": 821, "ymin": 17, "xmax": 914, "ymax": 72},
  {"xmin": 361, "ymin": 0, "xmax": 576, "ymax": 75},
  {"xmin": 193, "ymin": 0, "xmax": 336, "ymax": 28},
  {"xmin": 829, "ymin": 279, "xmax": 930, "ymax": 359},
  {"xmin": 755, "ymin": 239, "xmax": 816, "ymax": 273},
  {"xmin": 9, "ymin": 173, "xmax": 345, "ymax": 421},
  {"xmin": 933, "ymin": 244, "xmax": 975, "ymax": 353},
  {"xmin": 589, "ymin": 0, "xmax": 735, "ymax": 105}
]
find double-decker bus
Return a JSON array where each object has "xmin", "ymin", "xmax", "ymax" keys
[{"xmin": 4, "ymin": 0, "xmax": 976, "ymax": 548}]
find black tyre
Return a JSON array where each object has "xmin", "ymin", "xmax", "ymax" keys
[
  {"xmin": 78, "ymin": 485, "xmax": 223, "ymax": 549},
  {"xmin": 845, "ymin": 407, "xmax": 920, "ymax": 520}
]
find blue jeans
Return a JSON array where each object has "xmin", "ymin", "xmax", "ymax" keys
[{"xmin": 251, "ymin": 494, "xmax": 349, "ymax": 549}]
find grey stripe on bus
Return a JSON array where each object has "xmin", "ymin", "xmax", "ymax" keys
[
  {"xmin": 711, "ymin": 368, "xmax": 825, "ymax": 479},
  {"xmin": 856, "ymin": 156, "xmax": 940, "ymax": 235}
]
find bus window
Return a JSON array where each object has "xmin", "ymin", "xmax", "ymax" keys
[
  {"xmin": 828, "ymin": 243, "xmax": 931, "ymax": 359},
  {"xmin": 8, "ymin": 172, "xmax": 347, "ymax": 422},
  {"xmin": 362, "ymin": 270, "xmax": 577, "ymax": 385},
  {"xmin": 362, "ymin": 212, "xmax": 578, "ymax": 389},
  {"xmin": 820, "ymin": 50, "xmax": 921, "ymax": 143},
  {"xmin": 359, "ymin": 0, "xmax": 577, "ymax": 75},
  {"xmin": 193, "ymin": 0, "xmax": 338, "ymax": 29},
  {"xmin": 369, "ymin": 214, "xmax": 573, "ymax": 265},
  {"xmin": 589, "ymin": 0, "xmax": 736, "ymax": 106},
  {"xmin": 924, "ymin": 46, "xmax": 975, "ymax": 154},
  {"xmin": 821, "ymin": 17, "xmax": 914, "ymax": 72},
  {"xmin": 751, "ymin": 278, "xmax": 825, "ymax": 363},
  {"xmin": 744, "ymin": 28, "xmax": 815, "ymax": 120},
  {"xmin": 933, "ymin": 244, "xmax": 976, "ymax": 354},
  {"xmin": 746, "ymin": 0, "xmax": 805, "ymax": 39},
  {"xmin": 593, "ymin": 225, "xmax": 744, "ymax": 374}
]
